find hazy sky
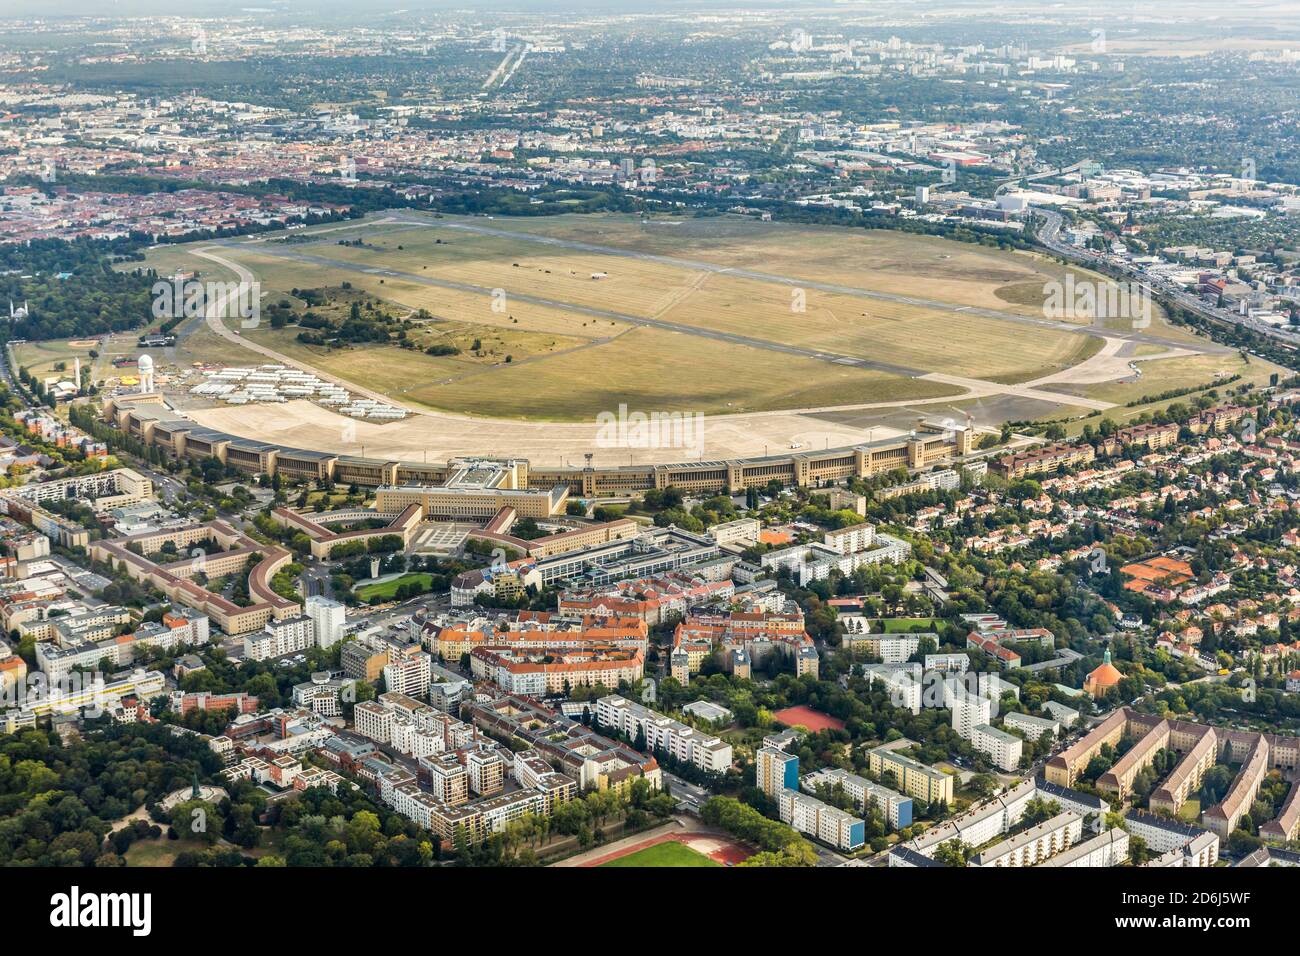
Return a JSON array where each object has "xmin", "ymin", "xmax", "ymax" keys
[
  {"xmin": 5, "ymin": 0, "xmax": 771, "ymax": 16},
  {"xmin": 7, "ymin": 0, "xmax": 1298, "ymax": 25}
]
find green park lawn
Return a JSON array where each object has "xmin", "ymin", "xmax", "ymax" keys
[{"xmin": 353, "ymin": 572, "xmax": 433, "ymax": 602}]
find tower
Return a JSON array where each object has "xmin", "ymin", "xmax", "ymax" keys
[{"xmin": 137, "ymin": 353, "xmax": 155, "ymax": 393}]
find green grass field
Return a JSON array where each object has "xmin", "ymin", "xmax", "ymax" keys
[
  {"xmin": 354, "ymin": 572, "xmax": 433, "ymax": 602},
  {"xmin": 1177, "ymin": 797, "xmax": 1202, "ymax": 823},
  {"xmin": 1059, "ymin": 351, "xmax": 1282, "ymax": 438},
  {"xmin": 876, "ymin": 618, "xmax": 940, "ymax": 632},
  {"xmin": 127, "ymin": 212, "xmax": 1153, "ymax": 421},
  {"xmin": 11, "ymin": 333, "xmax": 145, "ymax": 385},
  {"xmin": 124, "ymin": 837, "xmax": 211, "ymax": 867},
  {"xmin": 598, "ymin": 841, "xmax": 721, "ymax": 868}
]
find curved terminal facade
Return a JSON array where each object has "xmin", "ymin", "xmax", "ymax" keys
[{"xmin": 102, "ymin": 394, "xmax": 973, "ymax": 498}]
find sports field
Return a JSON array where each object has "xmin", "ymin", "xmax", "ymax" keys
[
  {"xmin": 597, "ymin": 841, "xmax": 721, "ymax": 868},
  {"xmin": 772, "ymin": 705, "xmax": 847, "ymax": 733},
  {"xmin": 577, "ymin": 830, "xmax": 752, "ymax": 867},
  {"xmin": 877, "ymin": 617, "xmax": 940, "ymax": 632},
  {"xmin": 12, "ymin": 333, "xmax": 146, "ymax": 385}
]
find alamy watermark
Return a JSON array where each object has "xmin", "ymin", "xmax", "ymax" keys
[
  {"xmin": 2, "ymin": 670, "xmax": 113, "ymax": 719},
  {"xmin": 50, "ymin": 886, "xmax": 151, "ymax": 936},
  {"xmin": 595, "ymin": 403, "xmax": 705, "ymax": 456},
  {"xmin": 883, "ymin": 668, "xmax": 1006, "ymax": 718},
  {"xmin": 1043, "ymin": 274, "xmax": 1151, "ymax": 329}
]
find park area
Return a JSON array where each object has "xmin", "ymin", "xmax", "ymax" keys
[
  {"xmin": 104, "ymin": 210, "xmax": 1280, "ymax": 469},
  {"xmin": 353, "ymin": 572, "xmax": 433, "ymax": 602}
]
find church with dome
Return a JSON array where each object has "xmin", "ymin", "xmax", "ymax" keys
[{"xmin": 1083, "ymin": 645, "xmax": 1124, "ymax": 698}]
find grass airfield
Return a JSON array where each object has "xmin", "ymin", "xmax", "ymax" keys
[{"xmin": 91, "ymin": 211, "xmax": 1270, "ymax": 466}]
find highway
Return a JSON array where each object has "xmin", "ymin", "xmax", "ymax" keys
[{"xmin": 1032, "ymin": 206, "xmax": 1285, "ymax": 353}]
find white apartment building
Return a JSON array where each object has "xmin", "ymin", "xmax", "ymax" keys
[
  {"xmin": 292, "ymin": 675, "xmax": 350, "ymax": 717},
  {"xmin": 905, "ymin": 779, "xmax": 1110, "ymax": 861},
  {"xmin": 802, "ymin": 766, "xmax": 913, "ymax": 829},
  {"xmin": 917, "ymin": 469, "xmax": 961, "ymax": 492},
  {"xmin": 778, "ymin": 788, "xmax": 865, "ymax": 852},
  {"xmin": 244, "ymin": 615, "xmax": 314, "ymax": 661},
  {"xmin": 1042, "ymin": 701, "xmax": 1080, "ymax": 729},
  {"xmin": 353, "ymin": 701, "xmax": 393, "ymax": 744},
  {"xmin": 756, "ymin": 746, "xmax": 799, "ymax": 798},
  {"xmin": 37, "ymin": 607, "xmax": 211, "ymax": 682},
  {"xmin": 971, "ymin": 723, "xmax": 1023, "ymax": 771},
  {"xmin": 1004, "ymin": 711, "xmax": 1059, "ymax": 741},
  {"xmin": 709, "ymin": 517, "xmax": 761, "ymax": 547},
  {"xmin": 948, "ymin": 685, "xmax": 993, "ymax": 739},
  {"xmin": 1124, "ymin": 810, "xmax": 1220, "ymax": 864},
  {"xmin": 426, "ymin": 753, "xmax": 470, "ymax": 806},
  {"xmin": 860, "ymin": 662, "xmax": 922, "ymax": 715},
  {"xmin": 970, "ymin": 811, "xmax": 1082, "ymax": 867},
  {"xmin": 761, "ymin": 533, "xmax": 912, "ymax": 586},
  {"xmin": 389, "ymin": 718, "xmax": 447, "ymax": 759},
  {"xmin": 1143, "ymin": 831, "xmax": 1220, "ymax": 867},
  {"xmin": 978, "ymin": 672, "xmax": 1019, "ymax": 702},
  {"xmin": 1037, "ymin": 828, "xmax": 1129, "ymax": 867},
  {"xmin": 391, "ymin": 782, "xmax": 442, "ymax": 830},
  {"xmin": 595, "ymin": 694, "xmax": 733, "ymax": 774},
  {"xmin": 467, "ymin": 748, "xmax": 505, "ymax": 796},
  {"xmin": 479, "ymin": 789, "xmax": 547, "ymax": 833},
  {"xmin": 384, "ymin": 651, "xmax": 432, "ymax": 699},
  {"xmin": 824, "ymin": 523, "xmax": 877, "ymax": 555},
  {"xmin": 305, "ymin": 595, "xmax": 347, "ymax": 648},
  {"xmin": 925, "ymin": 653, "xmax": 969, "ymax": 673},
  {"xmin": 876, "ymin": 634, "xmax": 921, "ymax": 664}
]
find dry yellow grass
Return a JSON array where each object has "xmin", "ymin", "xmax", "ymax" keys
[{"xmin": 129, "ymin": 215, "xmax": 1160, "ymax": 421}]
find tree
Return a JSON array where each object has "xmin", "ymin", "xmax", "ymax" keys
[
  {"xmin": 933, "ymin": 839, "xmax": 969, "ymax": 867},
  {"xmin": 968, "ymin": 773, "xmax": 997, "ymax": 799}
]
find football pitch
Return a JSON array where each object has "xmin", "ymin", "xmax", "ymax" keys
[{"xmin": 597, "ymin": 841, "xmax": 722, "ymax": 868}]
